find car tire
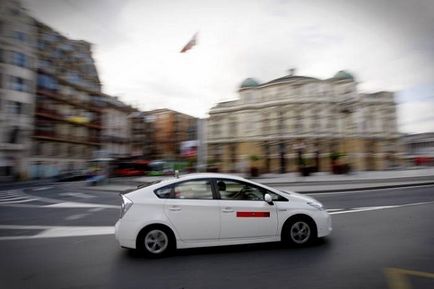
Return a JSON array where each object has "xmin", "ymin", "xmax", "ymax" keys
[
  {"xmin": 282, "ymin": 217, "xmax": 317, "ymax": 246},
  {"xmin": 137, "ymin": 226, "xmax": 175, "ymax": 257}
]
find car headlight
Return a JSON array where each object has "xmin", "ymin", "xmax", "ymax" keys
[
  {"xmin": 307, "ymin": 201, "xmax": 324, "ymax": 210},
  {"xmin": 120, "ymin": 195, "xmax": 133, "ymax": 218}
]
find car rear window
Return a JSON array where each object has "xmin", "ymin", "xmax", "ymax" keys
[
  {"xmin": 154, "ymin": 179, "xmax": 214, "ymax": 199},
  {"xmin": 154, "ymin": 186, "xmax": 172, "ymax": 198}
]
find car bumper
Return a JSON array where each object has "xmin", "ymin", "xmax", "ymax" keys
[
  {"xmin": 315, "ymin": 211, "xmax": 332, "ymax": 237},
  {"xmin": 115, "ymin": 220, "xmax": 136, "ymax": 249}
]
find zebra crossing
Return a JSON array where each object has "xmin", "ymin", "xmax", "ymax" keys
[{"xmin": 0, "ymin": 189, "xmax": 39, "ymax": 204}]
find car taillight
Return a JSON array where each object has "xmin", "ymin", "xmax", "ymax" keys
[{"xmin": 120, "ymin": 195, "xmax": 133, "ymax": 218}]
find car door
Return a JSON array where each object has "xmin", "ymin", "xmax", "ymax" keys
[
  {"xmin": 215, "ymin": 178, "xmax": 278, "ymax": 240},
  {"xmin": 163, "ymin": 179, "xmax": 220, "ymax": 241}
]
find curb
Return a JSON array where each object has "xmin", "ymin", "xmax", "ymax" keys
[
  {"xmin": 295, "ymin": 182, "xmax": 434, "ymax": 194},
  {"xmin": 250, "ymin": 175, "xmax": 434, "ymax": 187}
]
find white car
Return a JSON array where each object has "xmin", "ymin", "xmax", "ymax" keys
[{"xmin": 115, "ymin": 173, "xmax": 332, "ymax": 256}]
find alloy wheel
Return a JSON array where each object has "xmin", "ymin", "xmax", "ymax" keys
[
  {"xmin": 290, "ymin": 221, "xmax": 311, "ymax": 244},
  {"xmin": 144, "ymin": 229, "xmax": 169, "ymax": 254}
]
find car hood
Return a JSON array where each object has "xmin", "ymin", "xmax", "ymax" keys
[{"xmin": 281, "ymin": 190, "xmax": 318, "ymax": 203}]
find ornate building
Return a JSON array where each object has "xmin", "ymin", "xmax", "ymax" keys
[{"xmin": 207, "ymin": 70, "xmax": 400, "ymax": 173}]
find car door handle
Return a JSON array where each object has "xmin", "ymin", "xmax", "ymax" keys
[
  {"xmin": 169, "ymin": 206, "xmax": 181, "ymax": 212},
  {"xmin": 222, "ymin": 207, "xmax": 234, "ymax": 213}
]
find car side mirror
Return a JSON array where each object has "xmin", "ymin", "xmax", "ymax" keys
[{"xmin": 264, "ymin": 193, "xmax": 273, "ymax": 205}]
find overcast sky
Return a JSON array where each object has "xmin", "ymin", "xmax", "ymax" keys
[{"xmin": 22, "ymin": 0, "xmax": 434, "ymax": 133}]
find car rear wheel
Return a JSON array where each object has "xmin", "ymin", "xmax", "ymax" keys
[
  {"xmin": 282, "ymin": 217, "xmax": 316, "ymax": 246},
  {"xmin": 137, "ymin": 226, "xmax": 174, "ymax": 257}
]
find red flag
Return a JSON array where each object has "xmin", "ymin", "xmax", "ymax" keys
[{"xmin": 180, "ymin": 33, "xmax": 198, "ymax": 53}]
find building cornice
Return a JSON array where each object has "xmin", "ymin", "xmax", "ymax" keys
[{"xmin": 210, "ymin": 98, "xmax": 395, "ymax": 115}]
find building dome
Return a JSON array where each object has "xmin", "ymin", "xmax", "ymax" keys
[
  {"xmin": 334, "ymin": 70, "xmax": 355, "ymax": 81},
  {"xmin": 240, "ymin": 78, "xmax": 259, "ymax": 89}
]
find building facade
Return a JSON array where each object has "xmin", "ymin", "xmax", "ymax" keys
[
  {"xmin": 28, "ymin": 20, "xmax": 104, "ymax": 178},
  {"xmin": 128, "ymin": 111, "xmax": 155, "ymax": 159},
  {"xmin": 0, "ymin": 0, "xmax": 36, "ymax": 180},
  {"xmin": 100, "ymin": 95, "xmax": 133, "ymax": 159},
  {"xmin": 207, "ymin": 70, "xmax": 400, "ymax": 173},
  {"xmin": 149, "ymin": 109, "xmax": 197, "ymax": 160}
]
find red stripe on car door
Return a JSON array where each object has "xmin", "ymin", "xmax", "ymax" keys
[{"xmin": 236, "ymin": 211, "xmax": 270, "ymax": 217}]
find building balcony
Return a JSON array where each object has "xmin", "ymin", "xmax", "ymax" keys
[
  {"xmin": 101, "ymin": 135, "xmax": 129, "ymax": 144},
  {"xmin": 35, "ymin": 106, "xmax": 103, "ymax": 130},
  {"xmin": 35, "ymin": 106, "xmax": 61, "ymax": 118},
  {"xmin": 0, "ymin": 142, "xmax": 26, "ymax": 151},
  {"xmin": 37, "ymin": 87, "xmax": 102, "ymax": 113},
  {"xmin": 33, "ymin": 131, "xmax": 101, "ymax": 146}
]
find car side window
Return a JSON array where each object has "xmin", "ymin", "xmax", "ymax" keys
[
  {"xmin": 172, "ymin": 180, "xmax": 213, "ymax": 200},
  {"xmin": 216, "ymin": 179, "xmax": 288, "ymax": 201},
  {"xmin": 217, "ymin": 179, "xmax": 263, "ymax": 201}
]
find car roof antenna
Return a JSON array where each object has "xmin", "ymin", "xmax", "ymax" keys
[{"xmin": 174, "ymin": 170, "xmax": 179, "ymax": 179}]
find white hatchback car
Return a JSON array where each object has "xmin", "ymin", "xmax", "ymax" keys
[{"xmin": 115, "ymin": 173, "xmax": 332, "ymax": 256}]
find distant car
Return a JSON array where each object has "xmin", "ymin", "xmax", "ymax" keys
[
  {"xmin": 113, "ymin": 168, "xmax": 144, "ymax": 177},
  {"xmin": 115, "ymin": 173, "xmax": 332, "ymax": 257},
  {"xmin": 55, "ymin": 171, "xmax": 90, "ymax": 182}
]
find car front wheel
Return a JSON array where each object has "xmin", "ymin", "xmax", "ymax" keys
[{"xmin": 282, "ymin": 217, "xmax": 316, "ymax": 246}]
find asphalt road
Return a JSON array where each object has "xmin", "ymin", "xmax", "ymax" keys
[{"xmin": 0, "ymin": 182, "xmax": 433, "ymax": 289}]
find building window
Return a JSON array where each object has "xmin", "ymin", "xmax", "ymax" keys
[
  {"xmin": 66, "ymin": 145, "xmax": 74, "ymax": 157},
  {"xmin": 50, "ymin": 143, "xmax": 58, "ymax": 156},
  {"xmin": 12, "ymin": 31, "xmax": 27, "ymax": 43},
  {"xmin": 11, "ymin": 51, "xmax": 27, "ymax": 68},
  {"xmin": 33, "ymin": 142, "xmax": 43, "ymax": 155},
  {"xmin": 229, "ymin": 117, "xmax": 237, "ymax": 137},
  {"xmin": 212, "ymin": 122, "xmax": 220, "ymax": 136},
  {"xmin": 7, "ymin": 101, "xmax": 24, "ymax": 114},
  {"xmin": 37, "ymin": 74, "xmax": 58, "ymax": 91},
  {"xmin": 5, "ymin": 127, "xmax": 20, "ymax": 144},
  {"xmin": 37, "ymin": 40, "xmax": 46, "ymax": 50},
  {"xmin": 278, "ymin": 111, "xmax": 284, "ymax": 132},
  {"xmin": 9, "ymin": 76, "xmax": 30, "ymax": 92}
]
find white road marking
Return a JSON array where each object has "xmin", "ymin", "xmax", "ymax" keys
[
  {"xmin": 0, "ymin": 198, "xmax": 39, "ymax": 204},
  {"xmin": 0, "ymin": 190, "xmax": 38, "ymax": 204},
  {"xmin": 33, "ymin": 186, "xmax": 54, "ymax": 191},
  {"xmin": 328, "ymin": 201, "xmax": 434, "ymax": 215},
  {"xmin": 307, "ymin": 183, "xmax": 434, "ymax": 197},
  {"xmin": 65, "ymin": 214, "xmax": 88, "ymax": 221},
  {"xmin": 325, "ymin": 208, "xmax": 345, "ymax": 212},
  {"xmin": 44, "ymin": 202, "xmax": 118, "ymax": 209},
  {"xmin": 0, "ymin": 225, "xmax": 114, "ymax": 241},
  {"xmin": 59, "ymin": 192, "xmax": 95, "ymax": 199},
  {"xmin": 88, "ymin": 207, "xmax": 105, "ymax": 212}
]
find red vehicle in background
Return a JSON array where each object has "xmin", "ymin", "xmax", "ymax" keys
[{"xmin": 112, "ymin": 160, "xmax": 149, "ymax": 177}]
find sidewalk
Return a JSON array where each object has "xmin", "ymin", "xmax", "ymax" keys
[{"xmin": 84, "ymin": 167, "xmax": 434, "ymax": 194}]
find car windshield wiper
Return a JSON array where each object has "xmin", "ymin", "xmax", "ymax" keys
[{"xmin": 280, "ymin": 189, "xmax": 291, "ymax": 195}]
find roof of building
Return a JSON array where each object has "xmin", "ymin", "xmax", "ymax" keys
[{"xmin": 263, "ymin": 75, "xmax": 319, "ymax": 85}]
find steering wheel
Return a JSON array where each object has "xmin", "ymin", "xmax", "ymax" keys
[{"xmin": 240, "ymin": 186, "xmax": 260, "ymax": 200}]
